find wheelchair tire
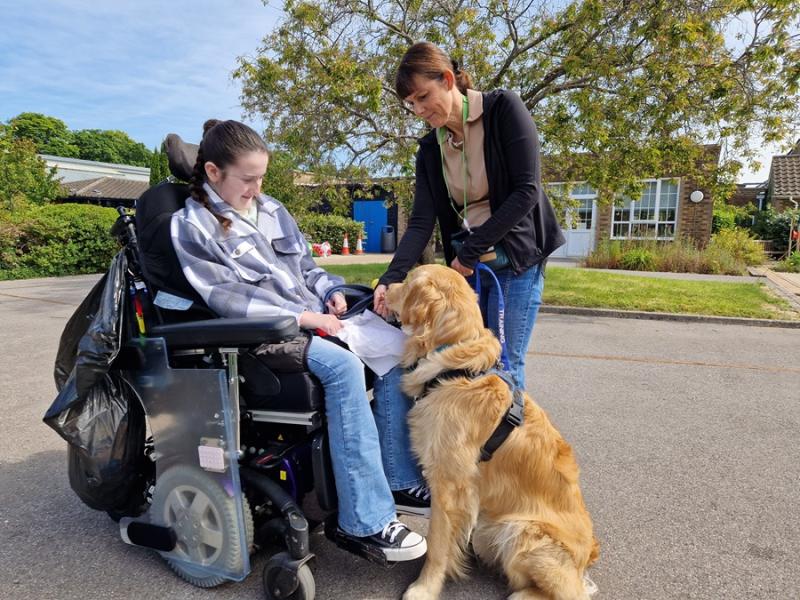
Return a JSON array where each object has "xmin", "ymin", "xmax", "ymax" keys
[
  {"xmin": 149, "ymin": 465, "xmax": 254, "ymax": 588},
  {"xmin": 263, "ymin": 552, "xmax": 315, "ymax": 600}
]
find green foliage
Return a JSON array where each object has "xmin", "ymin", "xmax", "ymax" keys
[
  {"xmin": 7, "ymin": 112, "xmax": 79, "ymax": 157},
  {"xmin": 773, "ymin": 251, "xmax": 800, "ymax": 273},
  {"xmin": 262, "ymin": 150, "xmax": 322, "ymax": 215},
  {"xmin": 6, "ymin": 112, "xmax": 152, "ymax": 167},
  {"xmin": 0, "ymin": 203, "xmax": 119, "ymax": 279},
  {"xmin": 707, "ymin": 228, "xmax": 766, "ymax": 266},
  {"xmin": 584, "ymin": 236, "xmax": 752, "ymax": 275},
  {"xmin": 619, "ymin": 247, "xmax": 656, "ymax": 271},
  {"xmin": 235, "ymin": 0, "xmax": 800, "ymax": 198},
  {"xmin": 149, "ymin": 143, "xmax": 171, "ymax": 185},
  {"xmin": 0, "ymin": 125, "xmax": 62, "ymax": 210},
  {"xmin": 296, "ymin": 213, "xmax": 365, "ymax": 254},
  {"xmin": 712, "ymin": 202, "xmax": 754, "ymax": 233},
  {"xmin": 750, "ymin": 207, "xmax": 800, "ymax": 254},
  {"xmin": 72, "ymin": 129, "xmax": 151, "ymax": 167},
  {"xmin": 583, "ymin": 238, "xmax": 623, "ymax": 269}
]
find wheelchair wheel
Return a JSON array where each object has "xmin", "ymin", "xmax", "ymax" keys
[
  {"xmin": 263, "ymin": 552, "xmax": 315, "ymax": 600},
  {"xmin": 149, "ymin": 465, "xmax": 254, "ymax": 588}
]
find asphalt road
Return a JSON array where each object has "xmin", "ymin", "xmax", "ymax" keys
[{"xmin": 1, "ymin": 275, "xmax": 798, "ymax": 600}]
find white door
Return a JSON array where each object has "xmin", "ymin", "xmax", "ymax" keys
[{"xmin": 557, "ymin": 197, "xmax": 596, "ymax": 258}]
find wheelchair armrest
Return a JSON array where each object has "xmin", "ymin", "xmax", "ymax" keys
[{"xmin": 150, "ymin": 316, "xmax": 299, "ymax": 350}]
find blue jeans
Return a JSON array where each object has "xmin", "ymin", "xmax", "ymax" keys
[
  {"xmin": 373, "ymin": 367, "xmax": 424, "ymax": 491},
  {"xmin": 474, "ymin": 263, "xmax": 544, "ymax": 389},
  {"xmin": 306, "ymin": 336, "xmax": 420, "ymax": 537}
]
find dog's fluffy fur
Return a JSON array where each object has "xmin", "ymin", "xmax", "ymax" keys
[{"xmin": 387, "ymin": 265, "xmax": 599, "ymax": 600}]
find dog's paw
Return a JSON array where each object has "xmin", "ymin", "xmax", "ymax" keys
[{"xmin": 403, "ymin": 583, "xmax": 438, "ymax": 600}]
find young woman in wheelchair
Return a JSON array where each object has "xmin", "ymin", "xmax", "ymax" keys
[{"xmin": 169, "ymin": 118, "xmax": 429, "ymax": 562}]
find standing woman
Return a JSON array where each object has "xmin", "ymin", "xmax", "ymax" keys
[{"xmin": 374, "ymin": 42, "xmax": 565, "ymax": 389}]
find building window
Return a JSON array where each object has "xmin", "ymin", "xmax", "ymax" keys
[
  {"xmin": 611, "ymin": 178, "xmax": 679, "ymax": 240},
  {"xmin": 548, "ymin": 182, "xmax": 597, "ymax": 230}
]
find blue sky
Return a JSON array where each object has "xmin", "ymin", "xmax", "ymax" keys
[
  {"xmin": 0, "ymin": 0, "xmax": 788, "ymax": 181},
  {"xmin": 0, "ymin": 0, "xmax": 279, "ymax": 148}
]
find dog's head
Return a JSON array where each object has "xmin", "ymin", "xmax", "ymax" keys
[{"xmin": 386, "ymin": 264, "xmax": 486, "ymax": 361}]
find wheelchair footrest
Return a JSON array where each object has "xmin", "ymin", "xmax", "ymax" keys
[
  {"xmin": 120, "ymin": 518, "xmax": 177, "ymax": 552},
  {"xmin": 323, "ymin": 515, "xmax": 396, "ymax": 568}
]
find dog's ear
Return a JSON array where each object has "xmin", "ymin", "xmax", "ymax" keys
[
  {"xmin": 403, "ymin": 269, "xmax": 447, "ymax": 332},
  {"xmin": 385, "ymin": 282, "xmax": 405, "ymax": 318}
]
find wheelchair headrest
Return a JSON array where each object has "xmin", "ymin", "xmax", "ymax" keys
[{"xmin": 164, "ymin": 133, "xmax": 198, "ymax": 181}]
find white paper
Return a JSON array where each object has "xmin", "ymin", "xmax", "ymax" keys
[{"xmin": 336, "ymin": 310, "xmax": 408, "ymax": 377}]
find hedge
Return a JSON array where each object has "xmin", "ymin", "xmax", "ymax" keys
[
  {"xmin": 296, "ymin": 213, "xmax": 365, "ymax": 254},
  {"xmin": 0, "ymin": 203, "xmax": 120, "ymax": 280},
  {"xmin": 0, "ymin": 204, "xmax": 369, "ymax": 280}
]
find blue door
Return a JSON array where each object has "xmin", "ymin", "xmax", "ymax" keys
[{"xmin": 353, "ymin": 200, "xmax": 388, "ymax": 253}]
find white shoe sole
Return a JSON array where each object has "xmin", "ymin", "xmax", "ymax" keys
[{"xmin": 383, "ymin": 537, "xmax": 428, "ymax": 562}]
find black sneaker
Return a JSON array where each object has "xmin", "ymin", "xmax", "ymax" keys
[
  {"xmin": 338, "ymin": 520, "xmax": 427, "ymax": 562},
  {"xmin": 393, "ymin": 484, "xmax": 431, "ymax": 517}
]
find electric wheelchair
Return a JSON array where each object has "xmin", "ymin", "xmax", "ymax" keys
[{"xmin": 83, "ymin": 136, "xmax": 393, "ymax": 600}]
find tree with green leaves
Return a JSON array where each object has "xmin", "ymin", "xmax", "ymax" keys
[
  {"xmin": 7, "ymin": 112, "xmax": 80, "ymax": 158},
  {"xmin": 7, "ymin": 112, "xmax": 152, "ymax": 167},
  {"xmin": 0, "ymin": 125, "xmax": 62, "ymax": 211},
  {"xmin": 235, "ymin": 0, "xmax": 799, "ymax": 204},
  {"xmin": 149, "ymin": 143, "xmax": 171, "ymax": 185},
  {"xmin": 72, "ymin": 129, "xmax": 152, "ymax": 167}
]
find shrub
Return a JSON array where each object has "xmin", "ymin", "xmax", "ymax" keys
[
  {"xmin": 583, "ymin": 236, "xmax": 749, "ymax": 275},
  {"xmin": 654, "ymin": 237, "xmax": 703, "ymax": 273},
  {"xmin": 707, "ymin": 228, "xmax": 766, "ymax": 266},
  {"xmin": 296, "ymin": 213, "xmax": 365, "ymax": 254},
  {"xmin": 750, "ymin": 207, "xmax": 800, "ymax": 254},
  {"xmin": 0, "ymin": 203, "xmax": 119, "ymax": 279},
  {"xmin": 583, "ymin": 238, "xmax": 623, "ymax": 269},
  {"xmin": 712, "ymin": 203, "xmax": 754, "ymax": 233},
  {"xmin": 698, "ymin": 244, "xmax": 746, "ymax": 275},
  {"xmin": 619, "ymin": 247, "xmax": 656, "ymax": 271},
  {"xmin": 773, "ymin": 251, "xmax": 800, "ymax": 273}
]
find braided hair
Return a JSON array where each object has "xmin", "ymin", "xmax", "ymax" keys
[{"xmin": 190, "ymin": 119, "xmax": 269, "ymax": 231}]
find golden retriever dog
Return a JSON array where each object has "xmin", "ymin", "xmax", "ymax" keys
[{"xmin": 386, "ymin": 264, "xmax": 599, "ymax": 600}]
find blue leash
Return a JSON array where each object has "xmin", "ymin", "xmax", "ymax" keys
[{"xmin": 472, "ymin": 263, "xmax": 511, "ymax": 372}]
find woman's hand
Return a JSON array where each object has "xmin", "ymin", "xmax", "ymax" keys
[
  {"xmin": 450, "ymin": 257, "xmax": 474, "ymax": 277},
  {"xmin": 373, "ymin": 284, "xmax": 390, "ymax": 318},
  {"xmin": 326, "ymin": 292, "xmax": 347, "ymax": 316},
  {"xmin": 299, "ymin": 311, "xmax": 345, "ymax": 336}
]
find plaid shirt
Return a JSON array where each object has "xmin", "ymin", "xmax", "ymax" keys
[{"xmin": 171, "ymin": 184, "xmax": 344, "ymax": 321}]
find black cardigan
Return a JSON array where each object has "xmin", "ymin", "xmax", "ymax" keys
[{"xmin": 379, "ymin": 89, "xmax": 565, "ymax": 286}]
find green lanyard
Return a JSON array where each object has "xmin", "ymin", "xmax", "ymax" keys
[{"xmin": 437, "ymin": 94, "xmax": 471, "ymax": 231}]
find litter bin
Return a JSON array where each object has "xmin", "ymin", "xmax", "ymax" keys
[{"xmin": 380, "ymin": 225, "xmax": 396, "ymax": 253}]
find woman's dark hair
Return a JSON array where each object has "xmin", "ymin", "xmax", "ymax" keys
[
  {"xmin": 395, "ymin": 42, "xmax": 473, "ymax": 99},
  {"xmin": 190, "ymin": 119, "xmax": 269, "ymax": 230}
]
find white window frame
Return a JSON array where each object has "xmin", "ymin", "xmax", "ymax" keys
[{"xmin": 611, "ymin": 178, "xmax": 681, "ymax": 241}]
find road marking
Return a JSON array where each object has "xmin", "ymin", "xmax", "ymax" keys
[
  {"xmin": 0, "ymin": 291, "xmax": 77, "ymax": 306},
  {"xmin": 530, "ymin": 350, "xmax": 800, "ymax": 374}
]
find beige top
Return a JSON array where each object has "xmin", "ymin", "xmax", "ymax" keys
[{"xmin": 439, "ymin": 88, "xmax": 491, "ymax": 229}]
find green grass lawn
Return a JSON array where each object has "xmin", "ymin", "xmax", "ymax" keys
[{"xmin": 325, "ymin": 263, "xmax": 798, "ymax": 320}]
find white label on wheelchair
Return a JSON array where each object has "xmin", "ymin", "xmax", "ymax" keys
[{"xmin": 197, "ymin": 445, "xmax": 226, "ymax": 473}]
